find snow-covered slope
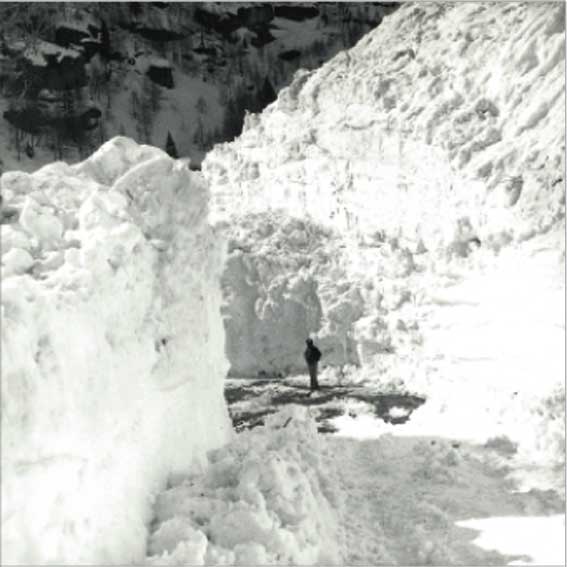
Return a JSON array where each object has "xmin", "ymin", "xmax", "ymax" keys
[
  {"xmin": 1, "ymin": 138, "xmax": 232, "ymax": 564},
  {"xmin": 205, "ymin": 2, "xmax": 565, "ymax": 247},
  {"xmin": 204, "ymin": 1, "xmax": 565, "ymax": 371},
  {"xmin": 203, "ymin": 2, "xmax": 565, "ymax": 475},
  {"xmin": 0, "ymin": 3, "xmax": 394, "ymax": 174}
]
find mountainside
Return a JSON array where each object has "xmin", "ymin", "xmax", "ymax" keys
[
  {"xmin": 0, "ymin": 2, "xmax": 396, "ymax": 174},
  {"xmin": 1, "ymin": 3, "xmax": 565, "ymax": 564}
]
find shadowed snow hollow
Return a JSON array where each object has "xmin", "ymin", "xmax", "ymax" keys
[{"xmin": 1, "ymin": 137, "xmax": 232, "ymax": 564}]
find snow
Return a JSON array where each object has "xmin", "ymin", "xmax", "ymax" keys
[
  {"xmin": 2, "ymin": 2, "xmax": 565, "ymax": 564},
  {"xmin": 456, "ymin": 515, "xmax": 565, "ymax": 566},
  {"xmin": 147, "ymin": 56, "xmax": 171, "ymax": 69},
  {"xmin": 271, "ymin": 17, "xmax": 328, "ymax": 51},
  {"xmin": 221, "ymin": 213, "xmax": 337, "ymax": 376},
  {"xmin": 105, "ymin": 59, "xmax": 223, "ymax": 166},
  {"xmin": 203, "ymin": 1, "xmax": 565, "ymax": 460},
  {"xmin": 0, "ymin": 4, "xmax": 379, "ymax": 175},
  {"xmin": 205, "ymin": 3, "xmax": 564, "ymax": 247},
  {"xmin": 198, "ymin": 3, "xmax": 565, "ymax": 562},
  {"xmin": 23, "ymin": 39, "xmax": 82, "ymax": 66},
  {"xmin": 1, "ymin": 137, "xmax": 232, "ymax": 564},
  {"xmin": 1, "ymin": 246, "xmax": 34, "ymax": 275},
  {"xmin": 150, "ymin": 397, "xmax": 565, "ymax": 566},
  {"xmin": 146, "ymin": 407, "xmax": 340, "ymax": 565}
]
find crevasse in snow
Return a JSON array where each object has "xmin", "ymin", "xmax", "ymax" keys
[{"xmin": 1, "ymin": 137, "xmax": 232, "ymax": 564}]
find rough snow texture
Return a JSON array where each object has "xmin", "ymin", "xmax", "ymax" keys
[
  {"xmin": 205, "ymin": 3, "xmax": 565, "ymax": 376},
  {"xmin": 221, "ymin": 209, "xmax": 426, "ymax": 376},
  {"xmin": 148, "ymin": 405, "xmax": 565, "ymax": 566},
  {"xmin": 203, "ymin": 6, "xmax": 566, "ymax": 371},
  {"xmin": 147, "ymin": 407, "xmax": 341, "ymax": 566},
  {"xmin": 221, "ymin": 213, "xmax": 365, "ymax": 376},
  {"xmin": 1, "ymin": 137, "xmax": 232, "ymax": 564},
  {"xmin": 205, "ymin": 2, "xmax": 565, "ymax": 248},
  {"xmin": 203, "ymin": 2, "xmax": 565, "ymax": 482}
]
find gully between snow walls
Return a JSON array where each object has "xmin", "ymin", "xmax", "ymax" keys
[
  {"xmin": 1, "ymin": 138, "xmax": 232, "ymax": 564},
  {"xmin": 203, "ymin": 2, "xmax": 565, "ymax": 377}
]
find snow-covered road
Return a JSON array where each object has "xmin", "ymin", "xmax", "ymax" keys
[
  {"xmin": 146, "ymin": 368, "xmax": 565, "ymax": 566},
  {"xmin": 330, "ymin": 432, "xmax": 564, "ymax": 565},
  {"xmin": 149, "ymin": 225, "xmax": 564, "ymax": 566}
]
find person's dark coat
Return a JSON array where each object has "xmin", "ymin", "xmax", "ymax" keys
[
  {"xmin": 304, "ymin": 339, "xmax": 322, "ymax": 391},
  {"xmin": 304, "ymin": 341, "xmax": 321, "ymax": 366}
]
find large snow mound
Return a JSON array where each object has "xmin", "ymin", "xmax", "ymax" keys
[
  {"xmin": 203, "ymin": 2, "xmax": 565, "ymax": 481},
  {"xmin": 149, "ymin": 401, "xmax": 565, "ymax": 565},
  {"xmin": 204, "ymin": 3, "xmax": 565, "ymax": 377},
  {"xmin": 1, "ymin": 137, "xmax": 232, "ymax": 564},
  {"xmin": 147, "ymin": 406, "xmax": 341, "ymax": 566},
  {"xmin": 221, "ymin": 212, "xmax": 356, "ymax": 376},
  {"xmin": 205, "ymin": 2, "xmax": 565, "ymax": 248}
]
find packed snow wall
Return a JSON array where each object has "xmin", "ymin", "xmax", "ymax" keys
[
  {"xmin": 206, "ymin": 2, "xmax": 565, "ymax": 246},
  {"xmin": 203, "ymin": 2, "xmax": 565, "ymax": 377},
  {"xmin": 1, "ymin": 137, "xmax": 232, "ymax": 564}
]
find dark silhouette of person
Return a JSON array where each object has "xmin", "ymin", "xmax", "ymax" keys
[{"xmin": 304, "ymin": 338, "xmax": 322, "ymax": 391}]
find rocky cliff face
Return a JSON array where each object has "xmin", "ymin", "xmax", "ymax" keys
[{"xmin": 0, "ymin": 2, "xmax": 396, "ymax": 173}]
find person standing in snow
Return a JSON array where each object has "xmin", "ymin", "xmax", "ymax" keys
[{"xmin": 304, "ymin": 338, "xmax": 322, "ymax": 392}]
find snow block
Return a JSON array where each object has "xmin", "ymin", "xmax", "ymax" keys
[{"xmin": 1, "ymin": 137, "xmax": 232, "ymax": 564}]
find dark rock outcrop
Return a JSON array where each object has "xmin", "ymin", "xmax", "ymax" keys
[
  {"xmin": 24, "ymin": 49, "xmax": 88, "ymax": 94},
  {"xmin": 55, "ymin": 25, "xmax": 91, "ymax": 48},
  {"xmin": 237, "ymin": 4, "xmax": 274, "ymax": 27},
  {"xmin": 146, "ymin": 64, "xmax": 174, "ymax": 88},
  {"xmin": 4, "ymin": 105, "xmax": 101, "ymax": 138},
  {"xmin": 278, "ymin": 49, "xmax": 301, "ymax": 62},
  {"xmin": 136, "ymin": 26, "xmax": 186, "ymax": 42},
  {"xmin": 4, "ymin": 107, "xmax": 46, "ymax": 134},
  {"xmin": 274, "ymin": 4, "xmax": 319, "ymax": 21}
]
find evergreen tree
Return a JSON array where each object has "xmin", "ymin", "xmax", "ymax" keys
[
  {"xmin": 258, "ymin": 77, "xmax": 276, "ymax": 107},
  {"xmin": 194, "ymin": 96, "xmax": 208, "ymax": 149},
  {"xmin": 221, "ymin": 98, "xmax": 240, "ymax": 142},
  {"xmin": 165, "ymin": 131, "xmax": 178, "ymax": 158},
  {"xmin": 100, "ymin": 19, "xmax": 111, "ymax": 59}
]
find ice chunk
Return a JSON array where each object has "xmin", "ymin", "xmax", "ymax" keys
[
  {"xmin": 20, "ymin": 196, "xmax": 63, "ymax": 246},
  {"xmin": 2, "ymin": 247, "xmax": 34, "ymax": 275}
]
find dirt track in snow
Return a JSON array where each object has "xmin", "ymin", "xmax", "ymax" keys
[{"xmin": 225, "ymin": 378, "xmax": 425, "ymax": 433}]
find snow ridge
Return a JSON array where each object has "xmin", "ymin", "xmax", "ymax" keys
[
  {"xmin": 204, "ymin": 2, "xmax": 565, "ymax": 249},
  {"xmin": 1, "ymin": 137, "xmax": 232, "ymax": 564}
]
